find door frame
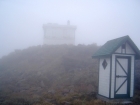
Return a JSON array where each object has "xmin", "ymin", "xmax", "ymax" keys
[{"xmin": 114, "ymin": 56, "xmax": 131, "ymax": 99}]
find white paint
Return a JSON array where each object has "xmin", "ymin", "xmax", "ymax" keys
[
  {"xmin": 116, "ymin": 58, "xmax": 128, "ymax": 94},
  {"xmin": 98, "ymin": 58, "xmax": 110, "ymax": 97},
  {"xmin": 43, "ymin": 39, "xmax": 75, "ymax": 45},
  {"xmin": 115, "ymin": 46, "xmax": 121, "ymax": 53},
  {"xmin": 130, "ymin": 56, "xmax": 134, "ymax": 97},
  {"xmin": 115, "ymin": 42, "xmax": 135, "ymax": 54},
  {"xmin": 43, "ymin": 22, "xmax": 76, "ymax": 45},
  {"xmin": 116, "ymin": 60, "xmax": 127, "ymax": 76},
  {"xmin": 126, "ymin": 43, "xmax": 135, "ymax": 54},
  {"xmin": 111, "ymin": 54, "xmax": 135, "ymax": 98},
  {"xmin": 122, "ymin": 49, "xmax": 125, "ymax": 53},
  {"xmin": 111, "ymin": 54, "xmax": 115, "ymax": 98},
  {"xmin": 116, "ymin": 80, "xmax": 127, "ymax": 94},
  {"xmin": 117, "ymin": 59, "xmax": 128, "ymax": 73}
]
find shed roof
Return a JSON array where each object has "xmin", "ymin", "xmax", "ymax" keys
[{"xmin": 92, "ymin": 35, "xmax": 140, "ymax": 59}]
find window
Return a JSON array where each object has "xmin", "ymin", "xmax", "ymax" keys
[
  {"xmin": 122, "ymin": 43, "xmax": 126, "ymax": 49},
  {"xmin": 121, "ymin": 43, "xmax": 126, "ymax": 53},
  {"xmin": 102, "ymin": 59, "xmax": 107, "ymax": 69}
]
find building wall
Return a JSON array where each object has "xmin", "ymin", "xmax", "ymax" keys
[
  {"xmin": 43, "ymin": 23, "xmax": 76, "ymax": 45},
  {"xmin": 98, "ymin": 58, "xmax": 110, "ymax": 97},
  {"xmin": 126, "ymin": 43, "xmax": 135, "ymax": 54},
  {"xmin": 111, "ymin": 54, "xmax": 135, "ymax": 98},
  {"xmin": 115, "ymin": 42, "xmax": 135, "ymax": 54},
  {"xmin": 130, "ymin": 55, "xmax": 135, "ymax": 97},
  {"xmin": 111, "ymin": 42, "xmax": 135, "ymax": 98},
  {"xmin": 111, "ymin": 54, "xmax": 115, "ymax": 98}
]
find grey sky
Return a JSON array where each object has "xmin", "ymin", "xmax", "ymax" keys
[{"xmin": 0, "ymin": 0, "xmax": 140, "ymax": 58}]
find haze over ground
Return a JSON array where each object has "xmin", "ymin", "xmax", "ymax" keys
[{"xmin": 0, "ymin": 0, "xmax": 140, "ymax": 58}]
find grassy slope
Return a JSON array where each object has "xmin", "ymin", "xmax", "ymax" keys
[
  {"xmin": 0, "ymin": 44, "xmax": 140, "ymax": 105},
  {"xmin": 0, "ymin": 44, "xmax": 99, "ymax": 104}
]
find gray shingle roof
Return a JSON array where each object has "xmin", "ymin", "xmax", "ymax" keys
[{"xmin": 92, "ymin": 35, "xmax": 140, "ymax": 59}]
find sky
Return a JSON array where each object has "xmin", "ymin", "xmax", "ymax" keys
[{"xmin": 0, "ymin": 0, "xmax": 140, "ymax": 58}]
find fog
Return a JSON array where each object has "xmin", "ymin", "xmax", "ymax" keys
[{"xmin": 0, "ymin": 0, "xmax": 140, "ymax": 58}]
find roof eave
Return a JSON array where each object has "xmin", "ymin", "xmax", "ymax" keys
[{"xmin": 92, "ymin": 54, "xmax": 111, "ymax": 59}]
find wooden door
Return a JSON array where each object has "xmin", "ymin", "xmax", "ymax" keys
[{"xmin": 114, "ymin": 56, "xmax": 131, "ymax": 98}]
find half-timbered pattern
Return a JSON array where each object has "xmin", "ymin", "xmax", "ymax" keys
[{"xmin": 93, "ymin": 35, "xmax": 140, "ymax": 99}]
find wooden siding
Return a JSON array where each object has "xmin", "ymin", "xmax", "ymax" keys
[
  {"xmin": 115, "ymin": 46, "xmax": 122, "ymax": 53},
  {"xmin": 99, "ymin": 58, "xmax": 110, "ymax": 97},
  {"xmin": 115, "ymin": 58, "xmax": 128, "ymax": 95},
  {"xmin": 115, "ymin": 42, "xmax": 135, "ymax": 54},
  {"xmin": 111, "ymin": 54, "xmax": 115, "ymax": 98},
  {"xmin": 126, "ymin": 43, "xmax": 135, "ymax": 54},
  {"xmin": 111, "ymin": 54, "xmax": 135, "ymax": 98},
  {"xmin": 130, "ymin": 56, "xmax": 134, "ymax": 97}
]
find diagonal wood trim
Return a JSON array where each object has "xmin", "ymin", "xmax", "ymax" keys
[
  {"xmin": 115, "ymin": 78, "xmax": 127, "ymax": 94},
  {"xmin": 116, "ymin": 75, "xmax": 127, "ymax": 78},
  {"xmin": 116, "ymin": 59, "xmax": 127, "ymax": 75}
]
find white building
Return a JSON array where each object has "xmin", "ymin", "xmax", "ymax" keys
[
  {"xmin": 93, "ymin": 35, "xmax": 140, "ymax": 100},
  {"xmin": 43, "ymin": 21, "xmax": 76, "ymax": 45}
]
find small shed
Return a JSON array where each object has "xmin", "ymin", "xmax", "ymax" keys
[{"xmin": 92, "ymin": 35, "xmax": 140, "ymax": 99}]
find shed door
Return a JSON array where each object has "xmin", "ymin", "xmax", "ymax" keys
[{"xmin": 115, "ymin": 56, "xmax": 131, "ymax": 98}]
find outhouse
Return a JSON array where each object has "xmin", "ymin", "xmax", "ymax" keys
[{"xmin": 92, "ymin": 35, "xmax": 140, "ymax": 99}]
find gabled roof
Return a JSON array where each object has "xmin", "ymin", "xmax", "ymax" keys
[{"xmin": 92, "ymin": 35, "xmax": 140, "ymax": 59}]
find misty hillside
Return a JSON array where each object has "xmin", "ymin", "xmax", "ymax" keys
[
  {"xmin": 1, "ymin": 44, "xmax": 140, "ymax": 105},
  {"xmin": 0, "ymin": 44, "xmax": 100, "ymax": 104}
]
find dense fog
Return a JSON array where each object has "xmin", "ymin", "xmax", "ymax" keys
[
  {"xmin": 0, "ymin": 0, "xmax": 140, "ymax": 58},
  {"xmin": 0, "ymin": 1, "xmax": 140, "ymax": 104}
]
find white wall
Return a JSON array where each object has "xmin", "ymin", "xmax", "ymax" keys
[
  {"xmin": 115, "ymin": 42, "xmax": 135, "ymax": 54},
  {"xmin": 43, "ymin": 24, "xmax": 76, "ymax": 45},
  {"xmin": 111, "ymin": 54, "xmax": 115, "ymax": 98},
  {"xmin": 98, "ymin": 58, "xmax": 110, "ymax": 97},
  {"xmin": 111, "ymin": 54, "xmax": 135, "ymax": 98},
  {"xmin": 126, "ymin": 43, "xmax": 135, "ymax": 54},
  {"xmin": 44, "ymin": 38, "xmax": 75, "ymax": 45},
  {"xmin": 115, "ymin": 46, "xmax": 121, "ymax": 53},
  {"xmin": 130, "ymin": 55, "xmax": 134, "ymax": 97}
]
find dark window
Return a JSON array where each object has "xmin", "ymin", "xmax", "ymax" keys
[
  {"xmin": 102, "ymin": 59, "xmax": 107, "ymax": 69},
  {"xmin": 122, "ymin": 43, "xmax": 126, "ymax": 49}
]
